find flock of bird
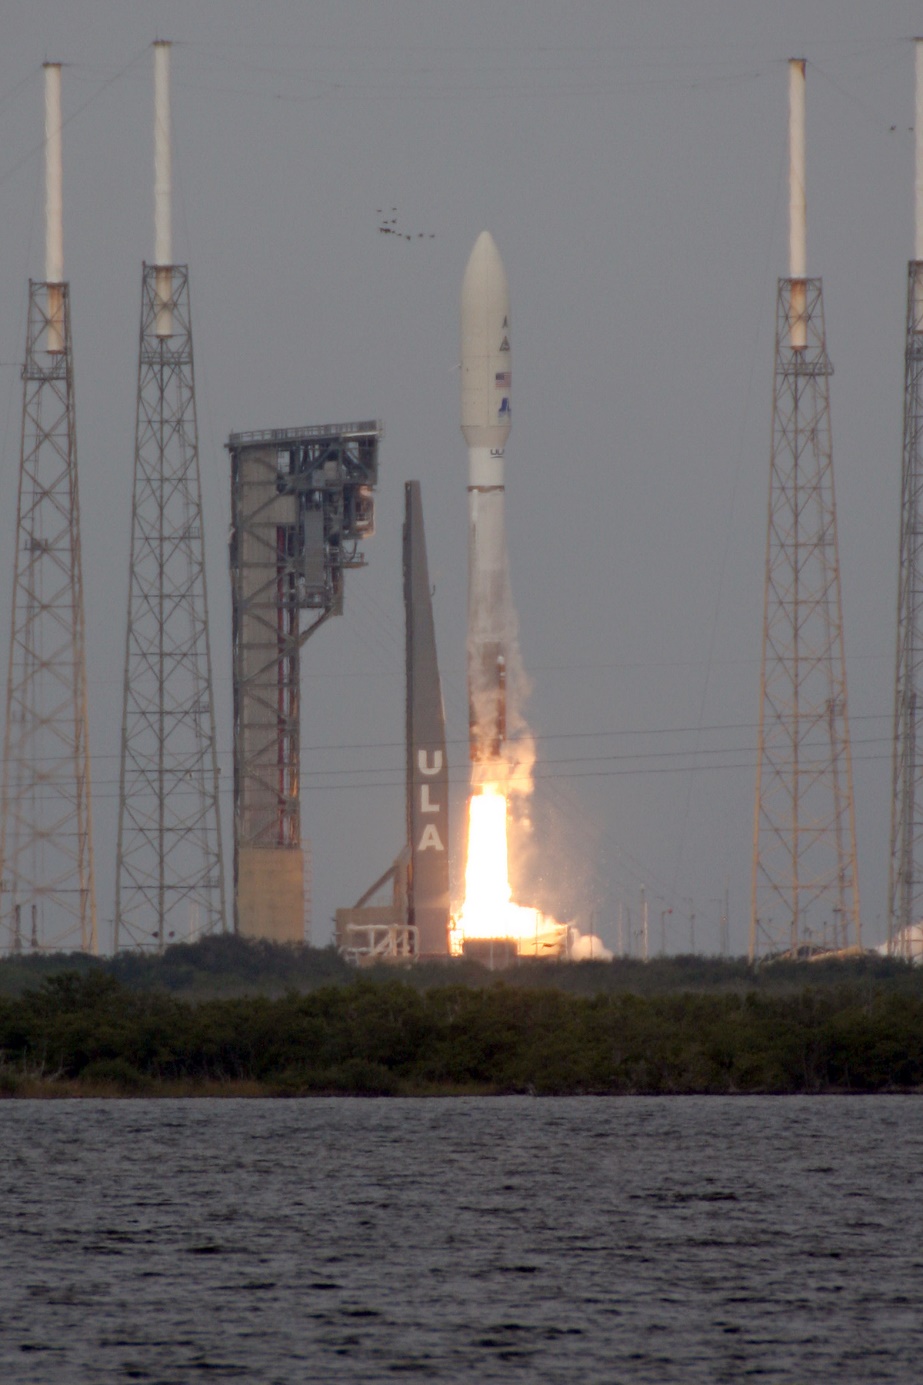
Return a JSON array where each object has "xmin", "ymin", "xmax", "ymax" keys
[{"xmin": 377, "ymin": 208, "xmax": 435, "ymax": 240}]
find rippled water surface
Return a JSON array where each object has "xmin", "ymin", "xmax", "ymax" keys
[{"xmin": 0, "ymin": 1096, "xmax": 921, "ymax": 1382}]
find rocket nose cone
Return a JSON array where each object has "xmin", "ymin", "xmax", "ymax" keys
[
  {"xmin": 468, "ymin": 229, "xmax": 500, "ymax": 265},
  {"xmin": 461, "ymin": 231, "xmax": 507, "ymax": 306},
  {"xmin": 461, "ymin": 231, "xmax": 511, "ymax": 448}
]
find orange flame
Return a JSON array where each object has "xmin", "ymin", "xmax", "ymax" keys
[{"xmin": 453, "ymin": 783, "xmax": 566, "ymax": 957}]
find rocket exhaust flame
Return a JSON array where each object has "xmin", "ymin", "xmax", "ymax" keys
[{"xmin": 455, "ymin": 785, "xmax": 564, "ymax": 957}]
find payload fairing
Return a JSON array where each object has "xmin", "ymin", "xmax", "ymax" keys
[{"xmin": 462, "ymin": 231, "xmax": 512, "ymax": 768}]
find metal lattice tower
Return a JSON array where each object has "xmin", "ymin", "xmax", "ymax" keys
[
  {"xmin": 116, "ymin": 45, "xmax": 224, "ymax": 951},
  {"xmin": 888, "ymin": 263, "xmax": 923, "ymax": 951},
  {"xmin": 0, "ymin": 65, "xmax": 96, "ymax": 955},
  {"xmin": 0, "ymin": 280, "xmax": 97, "ymax": 954},
  {"xmin": 115, "ymin": 263, "xmax": 226, "ymax": 950},
  {"xmin": 887, "ymin": 45, "xmax": 923, "ymax": 956},
  {"xmin": 750, "ymin": 275, "xmax": 860, "ymax": 958},
  {"xmin": 750, "ymin": 62, "xmax": 860, "ymax": 960}
]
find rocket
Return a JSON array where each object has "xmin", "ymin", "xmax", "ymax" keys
[{"xmin": 461, "ymin": 231, "xmax": 511, "ymax": 766}]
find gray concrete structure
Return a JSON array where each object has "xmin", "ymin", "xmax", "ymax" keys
[{"xmin": 404, "ymin": 481, "xmax": 450, "ymax": 957}]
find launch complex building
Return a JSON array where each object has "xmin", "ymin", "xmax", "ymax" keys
[{"xmin": 229, "ymin": 423, "xmax": 450, "ymax": 957}]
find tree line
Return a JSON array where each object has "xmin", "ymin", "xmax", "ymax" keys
[
  {"xmin": 1, "ymin": 933, "xmax": 920, "ymax": 1001},
  {"xmin": 1, "ymin": 969, "xmax": 921, "ymax": 1096}
]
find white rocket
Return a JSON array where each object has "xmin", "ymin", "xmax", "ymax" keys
[{"xmin": 461, "ymin": 231, "xmax": 511, "ymax": 766}]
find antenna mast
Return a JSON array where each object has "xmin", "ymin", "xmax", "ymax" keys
[{"xmin": 888, "ymin": 41, "xmax": 923, "ymax": 955}]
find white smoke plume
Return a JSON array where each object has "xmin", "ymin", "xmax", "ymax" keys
[{"xmin": 467, "ymin": 541, "xmax": 535, "ymax": 803}]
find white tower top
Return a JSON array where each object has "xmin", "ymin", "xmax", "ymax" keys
[
  {"xmin": 44, "ymin": 63, "xmax": 63, "ymax": 284},
  {"xmin": 789, "ymin": 59, "xmax": 806, "ymax": 280},
  {"xmin": 916, "ymin": 39, "xmax": 923, "ymax": 261},
  {"xmin": 154, "ymin": 41, "xmax": 172, "ymax": 267}
]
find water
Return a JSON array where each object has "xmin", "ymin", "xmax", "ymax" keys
[{"xmin": 0, "ymin": 1096, "xmax": 920, "ymax": 1382}]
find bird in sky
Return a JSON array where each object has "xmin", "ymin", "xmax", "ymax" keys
[{"xmin": 376, "ymin": 208, "xmax": 435, "ymax": 240}]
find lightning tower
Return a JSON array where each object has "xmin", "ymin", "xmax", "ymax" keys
[
  {"xmin": 750, "ymin": 60, "xmax": 860, "ymax": 959},
  {"xmin": 0, "ymin": 64, "xmax": 97, "ymax": 954},
  {"xmin": 115, "ymin": 42, "xmax": 226, "ymax": 950},
  {"xmin": 888, "ymin": 41, "xmax": 923, "ymax": 955}
]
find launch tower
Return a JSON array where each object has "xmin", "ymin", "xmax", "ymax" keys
[
  {"xmin": 228, "ymin": 421, "xmax": 379, "ymax": 941},
  {"xmin": 750, "ymin": 61, "xmax": 860, "ymax": 959},
  {"xmin": 115, "ymin": 43, "xmax": 226, "ymax": 949},
  {"xmin": 0, "ymin": 65, "xmax": 97, "ymax": 953},
  {"xmin": 888, "ymin": 41, "xmax": 923, "ymax": 955}
]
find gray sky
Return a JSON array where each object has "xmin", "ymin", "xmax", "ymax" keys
[{"xmin": 0, "ymin": 0, "xmax": 918, "ymax": 953}]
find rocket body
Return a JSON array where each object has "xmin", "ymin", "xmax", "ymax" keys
[{"xmin": 461, "ymin": 232, "xmax": 511, "ymax": 767}]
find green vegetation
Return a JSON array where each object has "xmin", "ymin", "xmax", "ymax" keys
[
  {"xmin": 0, "ymin": 934, "xmax": 353, "ymax": 1000},
  {"xmin": 1, "ymin": 933, "xmax": 920, "ymax": 1001},
  {"xmin": 0, "ymin": 960, "xmax": 921, "ymax": 1096}
]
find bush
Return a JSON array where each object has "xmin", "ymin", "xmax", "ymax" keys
[{"xmin": 78, "ymin": 1057, "xmax": 151, "ymax": 1093}]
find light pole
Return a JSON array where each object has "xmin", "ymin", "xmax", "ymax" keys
[
  {"xmin": 660, "ymin": 908, "xmax": 672, "ymax": 956},
  {"xmin": 685, "ymin": 897, "xmax": 695, "ymax": 954}
]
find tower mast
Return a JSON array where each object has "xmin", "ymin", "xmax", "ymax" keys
[
  {"xmin": 115, "ymin": 42, "xmax": 226, "ymax": 949},
  {"xmin": 888, "ymin": 40, "xmax": 923, "ymax": 954},
  {"xmin": 750, "ymin": 60, "xmax": 860, "ymax": 959},
  {"xmin": 0, "ymin": 64, "xmax": 97, "ymax": 953}
]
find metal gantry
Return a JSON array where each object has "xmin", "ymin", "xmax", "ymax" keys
[
  {"xmin": 750, "ymin": 278, "xmax": 861, "ymax": 959},
  {"xmin": 888, "ymin": 263, "xmax": 923, "ymax": 953},
  {"xmin": 0, "ymin": 282, "xmax": 97, "ymax": 953},
  {"xmin": 228, "ymin": 423, "xmax": 378, "ymax": 941},
  {"xmin": 115, "ymin": 264, "xmax": 226, "ymax": 950}
]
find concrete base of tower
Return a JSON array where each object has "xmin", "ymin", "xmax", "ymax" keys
[{"xmin": 236, "ymin": 845, "xmax": 305, "ymax": 943}]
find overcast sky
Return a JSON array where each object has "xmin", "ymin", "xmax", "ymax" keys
[{"xmin": 0, "ymin": 0, "xmax": 919, "ymax": 953}]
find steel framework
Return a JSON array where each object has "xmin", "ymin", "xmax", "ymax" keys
[
  {"xmin": 0, "ymin": 282, "xmax": 97, "ymax": 953},
  {"xmin": 115, "ymin": 264, "xmax": 226, "ymax": 950},
  {"xmin": 228, "ymin": 423, "xmax": 378, "ymax": 940},
  {"xmin": 888, "ymin": 263, "xmax": 923, "ymax": 952},
  {"xmin": 750, "ymin": 277, "xmax": 860, "ymax": 958}
]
